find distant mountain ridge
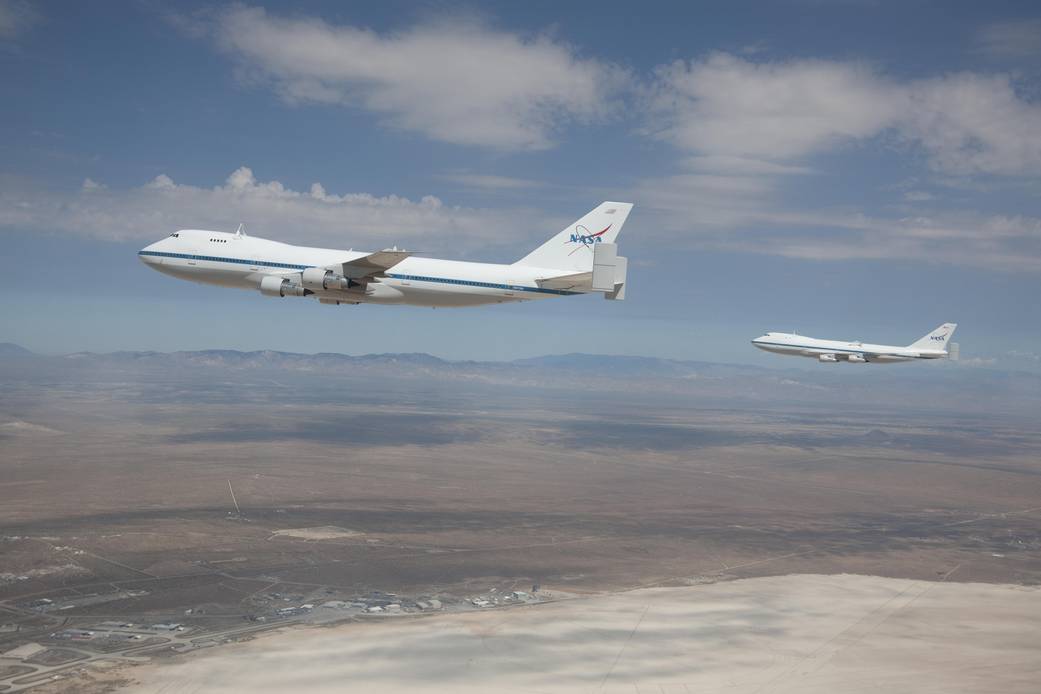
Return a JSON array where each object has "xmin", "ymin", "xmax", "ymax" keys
[
  {"xmin": 52, "ymin": 347, "xmax": 765, "ymax": 377},
  {"xmin": 2, "ymin": 343, "xmax": 1039, "ymax": 417},
  {"xmin": 0, "ymin": 343, "xmax": 33, "ymax": 356},
  {"xmin": 0, "ymin": 343, "xmax": 1022, "ymax": 379}
]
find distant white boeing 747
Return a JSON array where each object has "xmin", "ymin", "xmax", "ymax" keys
[
  {"xmin": 752, "ymin": 323, "xmax": 959, "ymax": 364},
  {"xmin": 139, "ymin": 202, "xmax": 632, "ymax": 308}
]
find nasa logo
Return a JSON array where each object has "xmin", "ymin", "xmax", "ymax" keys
[
  {"xmin": 931, "ymin": 334, "xmax": 947, "ymax": 341},
  {"xmin": 566, "ymin": 224, "xmax": 611, "ymax": 256}
]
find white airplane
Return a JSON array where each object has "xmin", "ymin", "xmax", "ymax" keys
[
  {"xmin": 751, "ymin": 323, "xmax": 959, "ymax": 364},
  {"xmin": 139, "ymin": 202, "xmax": 632, "ymax": 308}
]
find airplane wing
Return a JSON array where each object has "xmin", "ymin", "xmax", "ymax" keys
[
  {"xmin": 331, "ymin": 249, "xmax": 412, "ymax": 281},
  {"xmin": 535, "ymin": 271, "xmax": 592, "ymax": 291}
]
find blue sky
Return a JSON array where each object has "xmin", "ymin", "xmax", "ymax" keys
[{"xmin": 2, "ymin": 1, "xmax": 1040, "ymax": 369}]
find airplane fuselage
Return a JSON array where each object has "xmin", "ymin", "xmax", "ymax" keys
[
  {"xmin": 751, "ymin": 332, "xmax": 949, "ymax": 363},
  {"xmin": 139, "ymin": 229, "xmax": 581, "ymax": 308}
]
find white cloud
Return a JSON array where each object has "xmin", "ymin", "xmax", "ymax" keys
[
  {"xmin": 635, "ymin": 170, "xmax": 1041, "ymax": 272},
  {"xmin": 975, "ymin": 19, "xmax": 1041, "ymax": 59},
  {"xmin": 437, "ymin": 172, "xmax": 543, "ymax": 190},
  {"xmin": 648, "ymin": 53, "xmax": 1041, "ymax": 177},
  {"xmin": 648, "ymin": 54, "xmax": 900, "ymax": 162},
  {"xmin": 683, "ymin": 156, "xmax": 813, "ymax": 176},
  {"xmin": 0, "ymin": 167, "xmax": 550, "ymax": 257},
  {"xmin": 2, "ymin": 165, "xmax": 1038, "ymax": 273},
  {"xmin": 213, "ymin": 6, "xmax": 627, "ymax": 151},
  {"xmin": 0, "ymin": 0, "xmax": 39, "ymax": 39},
  {"xmin": 901, "ymin": 73, "xmax": 1041, "ymax": 176},
  {"xmin": 957, "ymin": 357, "xmax": 998, "ymax": 368},
  {"xmin": 1006, "ymin": 350, "xmax": 1041, "ymax": 362}
]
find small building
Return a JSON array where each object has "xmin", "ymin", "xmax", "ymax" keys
[
  {"xmin": 2, "ymin": 642, "xmax": 47, "ymax": 660},
  {"xmin": 415, "ymin": 600, "xmax": 443, "ymax": 611}
]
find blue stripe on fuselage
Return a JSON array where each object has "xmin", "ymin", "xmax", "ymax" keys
[
  {"xmin": 137, "ymin": 250, "xmax": 579, "ymax": 296},
  {"xmin": 752, "ymin": 339, "xmax": 922, "ymax": 359},
  {"xmin": 753, "ymin": 340, "xmax": 871, "ymax": 354}
]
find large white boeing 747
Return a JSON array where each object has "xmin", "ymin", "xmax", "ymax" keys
[
  {"xmin": 752, "ymin": 323, "xmax": 959, "ymax": 364},
  {"xmin": 139, "ymin": 202, "xmax": 632, "ymax": 308}
]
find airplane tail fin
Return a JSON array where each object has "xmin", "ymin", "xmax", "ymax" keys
[
  {"xmin": 515, "ymin": 202, "xmax": 633, "ymax": 272},
  {"xmin": 907, "ymin": 323, "xmax": 958, "ymax": 352}
]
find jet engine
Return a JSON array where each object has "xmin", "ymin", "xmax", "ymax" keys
[
  {"xmin": 818, "ymin": 354, "xmax": 838, "ymax": 363},
  {"xmin": 301, "ymin": 267, "xmax": 352, "ymax": 291},
  {"xmin": 259, "ymin": 275, "xmax": 308, "ymax": 297},
  {"xmin": 847, "ymin": 354, "xmax": 867, "ymax": 363}
]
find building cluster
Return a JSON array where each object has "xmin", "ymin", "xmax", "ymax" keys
[
  {"xmin": 49, "ymin": 621, "xmax": 187, "ymax": 642},
  {"xmin": 22, "ymin": 590, "xmax": 148, "ymax": 612},
  {"xmin": 469, "ymin": 589, "xmax": 533, "ymax": 609}
]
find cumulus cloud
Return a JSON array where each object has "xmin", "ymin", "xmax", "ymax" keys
[
  {"xmin": 901, "ymin": 72, "xmax": 1041, "ymax": 176},
  {"xmin": 0, "ymin": 167, "xmax": 547, "ymax": 256},
  {"xmin": 648, "ymin": 54, "xmax": 900, "ymax": 162},
  {"xmin": 648, "ymin": 53, "xmax": 1041, "ymax": 176},
  {"xmin": 212, "ymin": 6, "xmax": 627, "ymax": 150},
  {"xmin": 2, "ymin": 165, "xmax": 1038, "ymax": 272}
]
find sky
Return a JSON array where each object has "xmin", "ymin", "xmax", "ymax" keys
[{"xmin": 1, "ymin": 0, "xmax": 1040, "ymax": 369}]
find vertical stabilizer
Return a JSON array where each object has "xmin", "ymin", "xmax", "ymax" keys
[
  {"xmin": 908, "ymin": 323, "xmax": 958, "ymax": 351},
  {"xmin": 515, "ymin": 202, "xmax": 633, "ymax": 272}
]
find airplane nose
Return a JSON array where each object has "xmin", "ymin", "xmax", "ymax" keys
[{"xmin": 139, "ymin": 242, "xmax": 161, "ymax": 265}]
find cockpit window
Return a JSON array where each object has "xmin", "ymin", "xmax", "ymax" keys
[{"xmin": 170, "ymin": 233, "xmax": 179, "ymax": 238}]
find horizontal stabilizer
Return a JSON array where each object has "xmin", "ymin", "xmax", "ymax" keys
[{"xmin": 536, "ymin": 271, "xmax": 593, "ymax": 291}]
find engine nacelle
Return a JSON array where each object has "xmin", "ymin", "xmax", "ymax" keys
[
  {"xmin": 847, "ymin": 354, "xmax": 867, "ymax": 363},
  {"xmin": 301, "ymin": 267, "xmax": 351, "ymax": 291},
  {"xmin": 818, "ymin": 353, "xmax": 838, "ymax": 363},
  {"xmin": 259, "ymin": 275, "xmax": 307, "ymax": 297}
]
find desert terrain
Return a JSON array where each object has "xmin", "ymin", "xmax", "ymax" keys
[
  {"xmin": 116, "ymin": 574, "xmax": 1041, "ymax": 694},
  {"xmin": 1, "ymin": 348, "xmax": 1039, "ymax": 691}
]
